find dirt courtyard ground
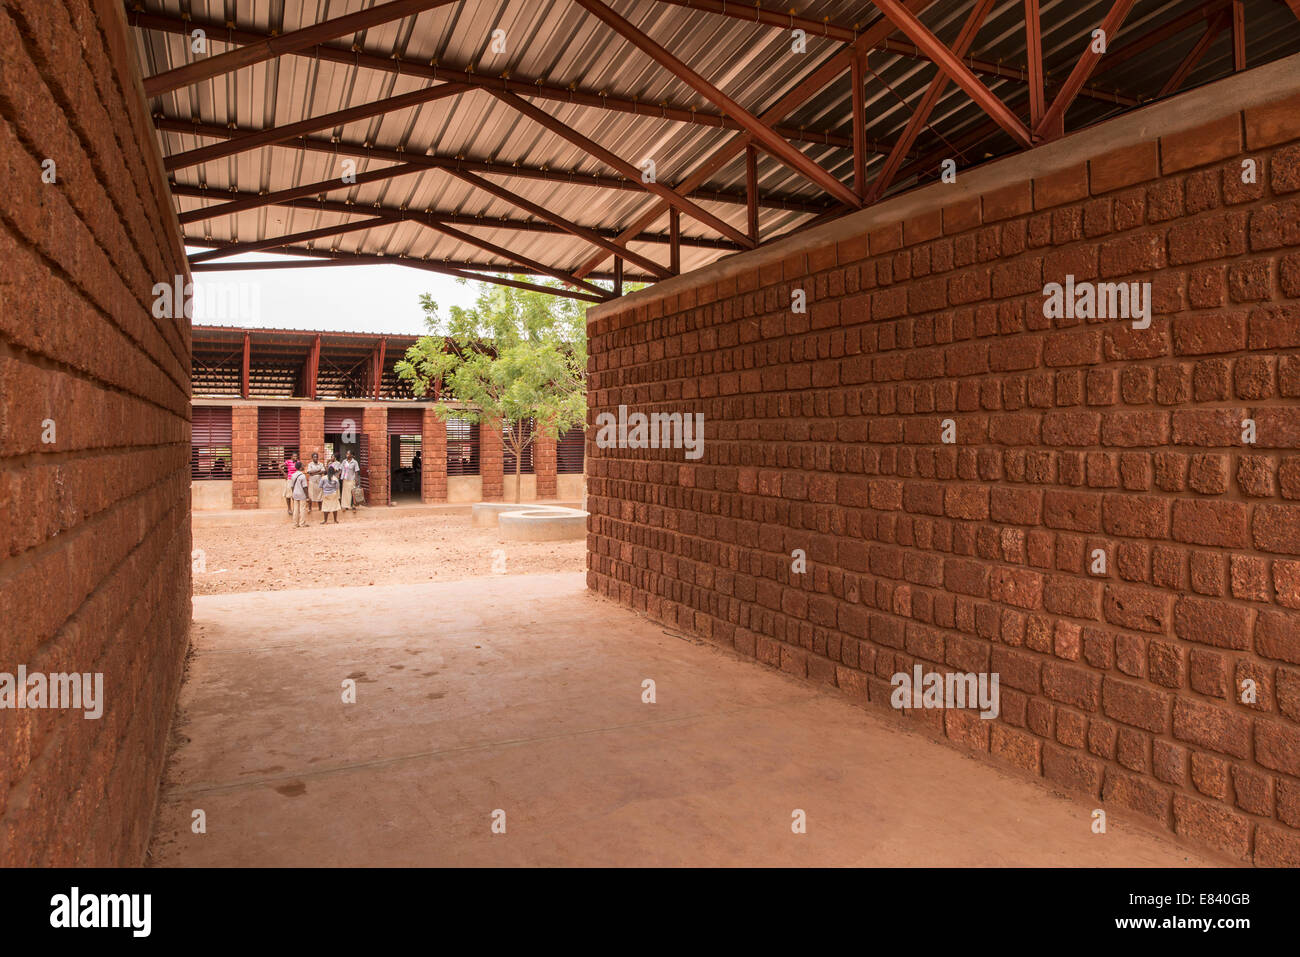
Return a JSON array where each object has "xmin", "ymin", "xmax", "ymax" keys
[{"xmin": 192, "ymin": 505, "xmax": 585, "ymax": 595}]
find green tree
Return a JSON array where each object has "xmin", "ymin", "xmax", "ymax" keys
[{"xmin": 394, "ymin": 278, "xmax": 587, "ymax": 503}]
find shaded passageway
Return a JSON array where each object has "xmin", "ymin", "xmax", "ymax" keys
[{"xmin": 150, "ymin": 573, "xmax": 1216, "ymax": 866}]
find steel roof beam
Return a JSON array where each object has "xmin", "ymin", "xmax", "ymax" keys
[
  {"xmin": 128, "ymin": 9, "xmax": 857, "ymax": 150},
  {"xmin": 185, "ymin": 211, "xmax": 612, "ymax": 297},
  {"xmin": 1231, "ymin": 0, "xmax": 1246, "ymax": 70},
  {"xmin": 448, "ymin": 167, "xmax": 673, "ymax": 279},
  {"xmin": 669, "ymin": 209, "xmax": 681, "ymax": 274},
  {"xmin": 1035, "ymin": 0, "xmax": 1139, "ymax": 140},
  {"xmin": 490, "ymin": 90, "xmax": 754, "ymax": 248},
  {"xmin": 745, "ymin": 145, "xmax": 759, "ymax": 241},
  {"xmin": 874, "ymin": 35, "xmax": 1137, "ymax": 107},
  {"xmin": 1158, "ymin": 11, "xmax": 1228, "ymax": 97},
  {"xmin": 1092, "ymin": 0, "xmax": 1231, "ymax": 78},
  {"xmin": 868, "ymin": 0, "xmax": 995, "ymax": 203},
  {"xmin": 141, "ymin": 0, "xmax": 458, "ymax": 97},
  {"xmin": 164, "ymin": 83, "xmax": 467, "ymax": 172},
  {"xmin": 155, "ymin": 116, "xmax": 832, "ymax": 214},
  {"xmin": 174, "ymin": 166, "xmax": 429, "ymax": 225},
  {"xmin": 172, "ymin": 183, "xmax": 743, "ymax": 250},
  {"xmin": 649, "ymin": 0, "xmax": 1136, "ymax": 108},
  {"xmin": 189, "ymin": 249, "xmax": 615, "ymax": 303},
  {"xmin": 649, "ymin": 0, "xmax": 860, "ymax": 42},
  {"xmin": 573, "ymin": 0, "xmax": 939, "ymax": 279},
  {"xmin": 573, "ymin": 0, "xmax": 864, "ymax": 209},
  {"xmin": 1024, "ymin": 0, "xmax": 1045, "ymax": 126},
  {"xmin": 190, "ymin": 253, "xmax": 652, "ymax": 284},
  {"xmin": 410, "ymin": 218, "xmax": 613, "ymax": 297},
  {"xmin": 188, "ymin": 217, "xmax": 392, "ymax": 264},
  {"xmin": 851, "ymin": 50, "xmax": 867, "ymax": 197},
  {"xmin": 867, "ymin": 0, "xmax": 1032, "ymax": 148}
]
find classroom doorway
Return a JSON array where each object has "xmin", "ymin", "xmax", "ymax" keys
[
  {"xmin": 387, "ymin": 407, "xmax": 423, "ymax": 503},
  {"xmin": 389, "ymin": 434, "xmax": 423, "ymax": 502}
]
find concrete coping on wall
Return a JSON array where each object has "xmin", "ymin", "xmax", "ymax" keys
[{"xmin": 587, "ymin": 49, "xmax": 1300, "ymax": 325}]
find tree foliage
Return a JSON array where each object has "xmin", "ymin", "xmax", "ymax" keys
[{"xmin": 394, "ymin": 278, "xmax": 588, "ymax": 500}]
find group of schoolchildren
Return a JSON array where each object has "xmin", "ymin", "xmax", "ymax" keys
[{"xmin": 283, "ymin": 450, "xmax": 363, "ymax": 528}]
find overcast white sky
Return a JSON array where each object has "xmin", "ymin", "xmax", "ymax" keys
[{"xmin": 187, "ymin": 249, "xmax": 481, "ymax": 336}]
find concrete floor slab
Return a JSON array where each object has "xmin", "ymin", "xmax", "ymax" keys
[{"xmin": 149, "ymin": 573, "xmax": 1217, "ymax": 867}]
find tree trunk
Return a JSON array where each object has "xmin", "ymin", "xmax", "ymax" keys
[{"xmin": 514, "ymin": 420, "xmax": 522, "ymax": 503}]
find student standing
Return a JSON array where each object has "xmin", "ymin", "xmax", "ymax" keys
[
  {"xmin": 306, "ymin": 452, "xmax": 325, "ymax": 513},
  {"xmin": 319, "ymin": 466, "xmax": 342, "ymax": 524},
  {"xmin": 283, "ymin": 456, "xmax": 297, "ymax": 515},
  {"xmin": 339, "ymin": 450, "xmax": 361, "ymax": 510},
  {"xmin": 289, "ymin": 461, "xmax": 310, "ymax": 528}
]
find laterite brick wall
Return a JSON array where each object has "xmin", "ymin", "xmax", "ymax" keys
[
  {"xmin": 0, "ymin": 0, "xmax": 191, "ymax": 864},
  {"xmin": 587, "ymin": 70, "xmax": 1300, "ymax": 865},
  {"xmin": 231, "ymin": 406, "xmax": 260, "ymax": 508},
  {"xmin": 363, "ymin": 405, "xmax": 389, "ymax": 506},
  {"xmin": 535, "ymin": 433, "xmax": 558, "ymax": 499},
  {"xmin": 300, "ymin": 404, "xmax": 325, "ymax": 463},
  {"xmin": 422, "ymin": 407, "xmax": 449, "ymax": 503},
  {"xmin": 480, "ymin": 420, "xmax": 504, "ymax": 501}
]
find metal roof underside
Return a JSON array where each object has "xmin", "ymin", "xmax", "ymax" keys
[{"xmin": 125, "ymin": 0, "xmax": 1300, "ymax": 304}]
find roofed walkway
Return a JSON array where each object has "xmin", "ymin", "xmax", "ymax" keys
[{"xmin": 149, "ymin": 573, "xmax": 1218, "ymax": 866}]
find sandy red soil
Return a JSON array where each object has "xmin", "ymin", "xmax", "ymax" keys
[{"xmin": 191, "ymin": 506, "xmax": 585, "ymax": 595}]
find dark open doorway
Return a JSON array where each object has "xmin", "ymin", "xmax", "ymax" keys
[{"xmin": 390, "ymin": 433, "xmax": 422, "ymax": 503}]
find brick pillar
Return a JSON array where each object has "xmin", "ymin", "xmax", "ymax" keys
[
  {"xmin": 480, "ymin": 419, "xmax": 503, "ymax": 501},
  {"xmin": 535, "ymin": 432, "xmax": 557, "ymax": 499},
  {"xmin": 231, "ymin": 406, "xmax": 258, "ymax": 509},
  {"xmin": 421, "ymin": 408, "xmax": 447, "ymax": 503},
  {"xmin": 363, "ymin": 405, "xmax": 389, "ymax": 506},
  {"xmin": 299, "ymin": 403, "xmax": 324, "ymax": 461}
]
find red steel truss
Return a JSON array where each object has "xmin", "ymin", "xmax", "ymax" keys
[{"xmin": 128, "ymin": 0, "xmax": 1299, "ymax": 301}]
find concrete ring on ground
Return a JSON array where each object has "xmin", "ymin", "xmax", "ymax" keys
[
  {"xmin": 470, "ymin": 502, "xmax": 588, "ymax": 540},
  {"xmin": 471, "ymin": 502, "xmax": 531, "ymax": 526},
  {"xmin": 498, "ymin": 507, "xmax": 588, "ymax": 541}
]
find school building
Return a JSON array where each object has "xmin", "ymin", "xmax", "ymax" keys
[
  {"xmin": 190, "ymin": 324, "xmax": 586, "ymax": 509},
  {"xmin": 8, "ymin": 0, "xmax": 1300, "ymax": 870}
]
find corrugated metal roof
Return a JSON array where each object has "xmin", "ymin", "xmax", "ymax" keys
[{"xmin": 126, "ymin": 0, "xmax": 1300, "ymax": 293}]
